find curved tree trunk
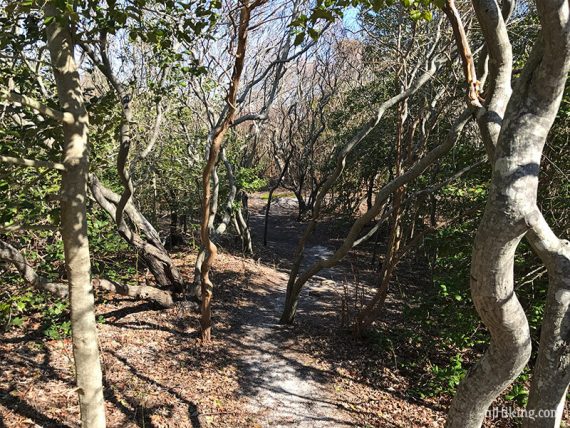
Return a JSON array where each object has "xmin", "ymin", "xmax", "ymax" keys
[
  {"xmin": 88, "ymin": 175, "xmax": 185, "ymax": 292},
  {"xmin": 0, "ymin": 239, "xmax": 173, "ymax": 307},
  {"xmin": 192, "ymin": 148, "xmax": 245, "ymax": 299},
  {"xmin": 280, "ymin": 109, "xmax": 471, "ymax": 324},
  {"xmin": 0, "ymin": 239, "xmax": 69, "ymax": 299},
  {"xmin": 446, "ymin": 0, "xmax": 570, "ymax": 424},
  {"xmin": 281, "ymin": 57, "xmax": 441, "ymax": 324},
  {"xmin": 198, "ymin": 1, "xmax": 254, "ymax": 342},
  {"xmin": 264, "ymin": 149, "xmax": 293, "ymax": 246},
  {"xmin": 524, "ymin": 222, "xmax": 570, "ymax": 428}
]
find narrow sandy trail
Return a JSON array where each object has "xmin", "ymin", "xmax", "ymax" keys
[
  {"xmin": 231, "ymin": 195, "xmax": 354, "ymax": 427},
  {"xmin": 233, "ymin": 273, "xmax": 352, "ymax": 427}
]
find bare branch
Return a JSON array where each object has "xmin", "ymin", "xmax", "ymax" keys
[
  {"xmin": 0, "ymin": 88, "xmax": 73, "ymax": 123},
  {"xmin": 0, "ymin": 155, "xmax": 66, "ymax": 171}
]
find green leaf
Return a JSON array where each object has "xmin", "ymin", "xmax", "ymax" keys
[
  {"xmin": 10, "ymin": 317, "xmax": 24, "ymax": 327},
  {"xmin": 409, "ymin": 9, "xmax": 422, "ymax": 20},
  {"xmin": 371, "ymin": 0, "xmax": 385, "ymax": 11},
  {"xmin": 311, "ymin": 8, "xmax": 335, "ymax": 22},
  {"xmin": 308, "ymin": 28, "xmax": 320, "ymax": 42}
]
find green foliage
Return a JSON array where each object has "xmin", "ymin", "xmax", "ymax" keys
[
  {"xmin": 0, "ymin": 287, "xmax": 72, "ymax": 340},
  {"xmin": 260, "ymin": 192, "xmax": 296, "ymax": 200},
  {"xmin": 424, "ymin": 353, "xmax": 466, "ymax": 397},
  {"xmin": 88, "ymin": 207, "xmax": 137, "ymax": 283},
  {"xmin": 42, "ymin": 300, "xmax": 72, "ymax": 340},
  {"xmin": 505, "ymin": 369, "xmax": 530, "ymax": 407},
  {"xmin": 0, "ymin": 290, "xmax": 44, "ymax": 329},
  {"xmin": 291, "ymin": 0, "xmax": 436, "ymax": 45},
  {"xmin": 236, "ymin": 166, "xmax": 268, "ymax": 193}
]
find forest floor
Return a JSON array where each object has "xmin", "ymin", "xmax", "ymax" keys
[{"xmin": 0, "ymin": 194, "xmax": 529, "ymax": 427}]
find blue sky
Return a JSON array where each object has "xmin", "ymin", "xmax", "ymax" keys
[{"xmin": 342, "ymin": 6, "xmax": 361, "ymax": 32}]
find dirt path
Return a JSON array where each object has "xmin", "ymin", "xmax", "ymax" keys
[
  {"xmin": 228, "ymin": 194, "xmax": 354, "ymax": 426},
  {"xmin": 0, "ymin": 192, "xmax": 453, "ymax": 428},
  {"xmin": 231, "ymin": 270, "xmax": 352, "ymax": 426}
]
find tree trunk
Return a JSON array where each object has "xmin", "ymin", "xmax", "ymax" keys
[
  {"xmin": 356, "ymin": 99, "xmax": 407, "ymax": 332},
  {"xmin": 236, "ymin": 203, "xmax": 253, "ymax": 254},
  {"xmin": 294, "ymin": 190, "xmax": 307, "ymax": 221},
  {"xmin": 280, "ymin": 109, "xmax": 471, "ymax": 324},
  {"xmin": 0, "ymin": 240, "xmax": 173, "ymax": 307},
  {"xmin": 45, "ymin": 4, "xmax": 106, "ymax": 426},
  {"xmin": 281, "ymin": 58, "xmax": 441, "ymax": 324},
  {"xmin": 523, "ymin": 223, "xmax": 570, "ymax": 428},
  {"xmin": 88, "ymin": 175, "xmax": 185, "ymax": 292},
  {"xmin": 446, "ymin": 0, "xmax": 570, "ymax": 423},
  {"xmin": 366, "ymin": 175, "xmax": 375, "ymax": 211},
  {"xmin": 198, "ymin": 2, "xmax": 253, "ymax": 342},
  {"xmin": 264, "ymin": 150, "xmax": 292, "ymax": 246}
]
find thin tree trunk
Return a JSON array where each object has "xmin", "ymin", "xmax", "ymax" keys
[
  {"xmin": 236, "ymin": 202, "xmax": 253, "ymax": 254},
  {"xmin": 199, "ymin": 1, "xmax": 254, "ymax": 342},
  {"xmin": 281, "ymin": 58, "xmax": 441, "ymax": 324},
  {"xmin": 356, "ymin": 99, "xmax": 407, "ymax": 332},
  {"xmin": 280, "ymin": 109, "xmax": 471, "ymax": 324},
  {"xmin": 45, "ymin": 4, "xmax": 106, "ymax": 426},
  {"xmin": 264, "ymin": 150, "xmax": 293, "ymax": 246}
]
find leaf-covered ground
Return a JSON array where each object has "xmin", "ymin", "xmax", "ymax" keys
[{"xmin": 0, "ymin": 195, "xmax": 562, "ymax": 427}]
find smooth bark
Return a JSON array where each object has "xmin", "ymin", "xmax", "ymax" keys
[
  {"xmin": 198, "ymin": 1, "xmax": 255, "ymax": 342},
  {"xmin": 446, "ymin": 0, "xmax": 570, "ymax": 424},
  {"xmin": 0, "ymin": 240, "xmax": 173, "ymax": 307},
  {"xmin": 45, "ymin": 4, "xmax": 106, "ymax": 426},
  {"xmin": 88, "ymin": 175, "xmax": 185, "ymax": 292}
]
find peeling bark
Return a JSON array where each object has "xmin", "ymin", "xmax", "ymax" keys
[{"xmin": 198, "ymin": 1, "xmax": 255, "ymax": 342}]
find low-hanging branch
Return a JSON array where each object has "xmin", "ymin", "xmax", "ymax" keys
[
  {"xmin": 352, "ymin": 158, "xmax": 486, "ymax": 248},
  {"xmin": 0, "ymin": 88, "xmax": 74, "ymax": 123},
  {"xmin": 283, "ymin": 52, "xmax": 443, "ymax": 321},
  {"xmin": 280, "ymin": 108, "xmax": 473, "ymax": 324},
  {"xmin": 0, "ymin": 224, "xmax": 58, "ymax": 234},
  {"xmin": 0, "ymin": 239, "xmax": 174, "ymax": 307},
  {"xmin": 0, "ymin": 155, "xmax": 66, "ymax": 171}
]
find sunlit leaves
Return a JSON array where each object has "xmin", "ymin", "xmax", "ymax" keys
[{"xmin": 291, "ymin": 0, "xmax": 437, "ymax": 44}]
